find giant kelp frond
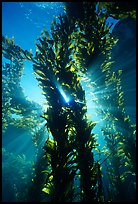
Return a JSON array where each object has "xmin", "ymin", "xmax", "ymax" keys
[
  {"xmin": 98, "ymin": 2, "xmax": 136, "ymax": 20},
  {"xmin": 94, "ymin": 56, "xmax": 136, "ymax": 201},
  {"xmin": 2, "ymin": 36, "xmax": 44, "ymax": 143},
  {"xmin": 2, "ymin": 35, "xmax": 26, "ymax": 61},
  {"xmin": 32, "ymin": 24, "xmax": 78, "ymax": 201},
  {"xmin": 102, "ymin": 68, "xmax": 136, "ymax": 173},
  {"xmin": 32, "ymin": 13, "xmax": 102, "ymax": 201},
  {"xmin": 64, "ymin": 2, "xmax": 117, "ymax": 73}
]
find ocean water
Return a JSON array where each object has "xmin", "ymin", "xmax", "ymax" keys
[{"xmin": 2, "ymin": 2, "xmax": 136, "ymax": 202}]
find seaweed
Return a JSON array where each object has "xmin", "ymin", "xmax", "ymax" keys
[
  {"xmin": 2, "ymin": 2, "xmax": 136, "ymax": 202},
  {"xmin": 2, "ymin": 148, "xmax": 32, "ymax": 202},
  {"xmin": 93, "ymin": 37, "xmax": 136, "ymax": 202},
  {"xmin": 98, "ymin": 2, "xmax": 136, "ymax": 20}
]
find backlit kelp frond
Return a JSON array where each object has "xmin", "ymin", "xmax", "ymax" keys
[
  {"xmin": 27, "ymin": 146, "xmax": 51, "ymax": 202},
  {"xmin": 101, "ymin": 68, "xmax": 136, "ymax": 173},
  {"xmin": 2, "ymin": 64, "xmax": 44, "ymax": 134},
  {"xmin": 98, "ymin": 2, "xmax": 136, "ymax": 20},
  {"xmin": 2, "ymin": 35, "xmax": 26, "ymax": 61},
  {"xmin": 32, "ymin": 25, "xmax": 78, "ymax": 201},
  {"xmin": 69, "ymin": 98, "xmax": 104, "ymax": 202},
  {"xmin": 2, "ymin": 38, "xmax": 24, "ymax": 132},
  {"xmin": 32, "ymin": 12, "xmax": 102, "ymax": 201},
  {"xmin": 78, "ymin": 12, "xmax": 136, "ymax": 199},
  {"xmin": 2, "ymin": 36, "xmax": 44, "ymax": 138},
  {"xmin": 64, "ymin": 2, "xmax": 117, "ymax": 73},
  {"xmin": 101, "ymin": 124, "xmax": 136, "ymax": 202},
  {"xmin": 31, "ymin": 2, "xmax": 124, "ymax": 202},
  {"xmin": 88, "ymin": 34, "xmax": 136, "ymax": 173},
  {"xmin": 94, "ymin": 60, "xmax": 136, "ymax": 201}
]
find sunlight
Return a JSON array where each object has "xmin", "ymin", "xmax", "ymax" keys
[
  {"xmin": 4, "ymin": 131, "xmax": 35, "ymax": 158},
  {"xmin": 34, "ymin": 2, "xmax": 65, "ymax": 11},
  {"xmin": 55, "ymin": 82, "xmax": 70, "ymax": 103},
  {"xmin": 59, "ymin": 88, "xmax": 70, "ymax": 103}
]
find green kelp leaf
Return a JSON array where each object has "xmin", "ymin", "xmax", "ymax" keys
[
  {"xmin": 24, "ymin": 50, "xmax": 33, "ymax": 60},
  {"xmin": 36, "ymin": 43, "xmax": 45, "ymax": 54},
  {"xmin": 69, "ymin": 43, "xmax": 75, "ymax": 49},
  {"xmin": 42, "ymin": 182, "xmax": 54, "ymax": 195},
  {"xmin": 46, "ymin": 153, "xmax": 52, "ymax": 162},
  {"xmin": 49, "ymin": 175, "xmax": 53, "ymax": 181},
  {"xmin": 117, "ymin": 148, "xmax": 124, "ymax": 154},
  {"xmin": 102, "ymin": 61, "xmax": 114, "ymax": 72},
  {"xmin": 89, "ymin": 121, "xmax": 97, "ymax": 129},
  {"xmin": 124, "ymin": 162, "xmax": 130, "ymax": 167},
  {"xmin": 94, "ymin": 147, "xmax": 101, "ymax": 153},
  {"xmin": 2, "ymin": 52, "xmax": 12, "ymax": 60},
  {"xmin": 35, "ymin": 69, "xmax": 45, "ymax": 78},
  {"xmin": 120, "ymin": 175, "xmax": 125, "ymax": 182},
  {"xmin": 41, "ymin": 170, "xmax": 51, "ymax": 174},
  {"xmin": 92, "ymin": 47, "xmax": 95, "ymax": 53},
  {"xmin": 124, "ymin": 117, "xmax": 129, "ymax": 122},
  {"xmin": 70, "ymin": 66, "xmax": 76, "ymax": 72},
  {"xmin": 118, "ymin": 69, "xmax": 123, "ymax": 76},
  {"xmin": 42, "ymin": 187, "xmax": 51, "ymax": 195},
  {"xmin": 117, "ymin": 149, "xmax": 125, "ymax": 157},
  {"xmin": 46, "ymin": 138, "xmax": 56, "ymax": 151},
  {"xmin": 118, "ymin": 142, "xmax": 123, "ymax": 145}
]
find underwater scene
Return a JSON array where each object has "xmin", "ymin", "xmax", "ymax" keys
[{"xmin": 2, "ymin": 2, "xmax": 136, "ymax": 202}]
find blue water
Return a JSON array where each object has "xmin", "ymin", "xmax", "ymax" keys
[{"xmin": 2, "ymin": 2, "xmax": 65, "ymax": 106}]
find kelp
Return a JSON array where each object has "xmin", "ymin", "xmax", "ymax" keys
[
  {"xmin": 2, "ymin": 148, "xmax": 33, "ymax": 202},
  {"xmin": 27, "ymin": 148, "xmax": 50, "ymax": 202},
  {"xmin": 30, "ymin": 10, "xmax": 104, "ymax": 201},
  {"xmin": 94, "ymin": 42, "xmax": 136, "ymax": 201},
  {"xmin": 64, "ymin": 2, "xmax": 117, "ymax": 73},
  {"xmin": 2, "ymin": 36, "xmax": 45, "ymax": 147},
  {"xmin": 32, "ymin": 19, "xmax": 78, "ymax": 202},
  {"xmin": 2, "ymin": 2, "xmax": 136, "ymax": 202},
  {"xmin": 98, "ymin": 2, "xmax": 136, "ymax": 20},
  {"xmin": 88, "ymin": 47, "xmax": 136, "ymax": 201},
  {"xmin": 63, "ymin": 2, "xmax": 136, "ymax": 202}
]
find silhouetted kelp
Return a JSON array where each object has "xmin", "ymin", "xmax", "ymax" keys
[{"xmin": 2, "ymin": 148, "xmax": 33, "ymax": 202}]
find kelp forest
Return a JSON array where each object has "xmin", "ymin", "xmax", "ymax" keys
[{"xmin": 2, "ymin": 2, "xmax": 136, "ymax": 202}]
